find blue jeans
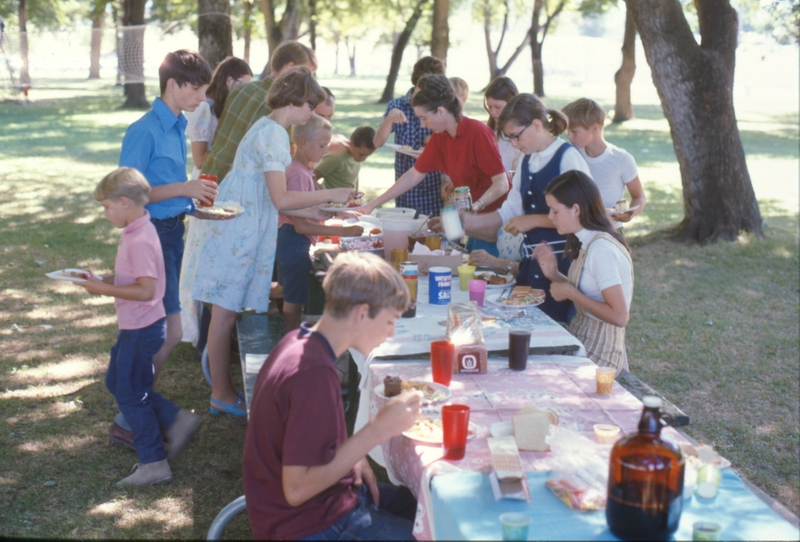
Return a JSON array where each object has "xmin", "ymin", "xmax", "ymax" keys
[
  {"xmin": 106, "ymin": 318, "xmax": 179, "ymax": 464},
  {"xmin": 277, "ymin": 224, "xmax": 312, "ymax": 304},
  {"xmin": 300, "ymin": 483, "xmax": 417, "ymax": 541},
  {"xmin": 151, "ymin": 214, "xmax": 185, "ymax": 315}
]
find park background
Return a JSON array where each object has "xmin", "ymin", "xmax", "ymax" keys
[{"xmin": 0, "ymin": 0, "xmax": 798, "ymax": 538}]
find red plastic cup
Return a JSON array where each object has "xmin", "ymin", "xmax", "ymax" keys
[
  {"xmin": 197, "ymin": 173, "xmax": 218, "ymax": 208},
  {"xmin": 442, "ymin": 404, "xmax": 470, "ymax": 460},
  {"xmin": 430, "ymin": 340, "xmax": 454, "ymax": 387}
]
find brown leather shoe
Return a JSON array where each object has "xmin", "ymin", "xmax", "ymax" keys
[{"xmin": 109, "ymin": 422, "xmax": 136, "ymax": 452}]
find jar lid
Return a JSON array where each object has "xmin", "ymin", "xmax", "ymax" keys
[{"xmin": 643, "ymin": 395, "xmax": 662, "ymax": 408}]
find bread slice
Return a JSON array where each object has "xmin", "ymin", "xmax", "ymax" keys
[
  {"xmin": 512, "ymin": 405, "xmax": 558, "ymax": 451},
  {"xmin": 511, "ymin": 286, "xmax": 532, "ymax": 299}
]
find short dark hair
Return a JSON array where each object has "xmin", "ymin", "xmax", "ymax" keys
[
  {"xmin": 411, "ymin": 74, "xmax": 462, "ymax": 122},
  {"xmin": 159, "ymin": 49, "xmax": 212, "ymax": 95},
  {"xmin": 411, "ymin": 56, "xmax": 445, "ymax": 86},
  {"xmin": 350, "ymin": 126, "xmax": 376, "ymax": 150},
  {"xmin": 321, "ymin": 86, "xmax": 335, "ymax": 104},
  {"xmin": 270, "ymin": 41, "xmax": 318, "ymax": 75},
  {"xmin": 266, "ymin": 66, "xmax": 327, "ymax": 110}
]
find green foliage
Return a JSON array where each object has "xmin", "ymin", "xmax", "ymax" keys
[
  {"xmin": 735, "ymin": 0, "xmax": 800, "ymax": 44},
  {"xmin": 0, "ymin": 0, "xmax": 83, "ymax": 30}
]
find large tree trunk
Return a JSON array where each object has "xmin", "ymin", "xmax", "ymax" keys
[
  {"xmin": 259, "ymin": 0, "xmax": 300, "ymax": 78},
  {"xmin": 628, "ymin": 0, "xmax": 761, "ymax": 242},
  {"xmin": 379, "ymin": 0, "xmax": 429, "ymax": 103},
  {"xmin": 18, "ymin": 0, "xmax": 30, "ymax": 88},
  {"xmin": 89, "ymin": 1, "xmax": 106, "ymax": 79},
  {"xmin": 121, "ymin": 0, "xmax": 149, "ymax": 109},
  {"xmin": 308, "ymin": 0, "xmax": 317, "ymax": 50},
  {"xmin": 613, "ymin": 3, "xmax": 636, "ymax": 122},
  {"xmin": 345, "ymin": 37, "xmax": 356, "ymax": 77},
  {"xmin": 431, "ymin": 0, "xmax": 449, "ymax": 63},
  {"xmin": 243, "ymin": 1, "xmax": 253, "ymax": 64},
  {"xmin": 198, "ymin": 0, "xmax": 232, "ymax": 70},
  {"xmin": 529, "ymin": 0, "xmax": 565, "ymax": 98}
]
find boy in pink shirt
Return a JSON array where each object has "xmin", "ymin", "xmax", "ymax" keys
[
  {"xmin": 80, "ymin": 168, "xmax": 202, "ymax": 487},
  {"xmin": 276, "ymin": 116, "xmax": 363, "ymax": 331}
]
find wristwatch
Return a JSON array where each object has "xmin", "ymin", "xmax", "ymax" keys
[
  {"xmin": 504, "ymin": 260, "xmax": 514, "ymax": 272},
  {"xmin": 473, "ymin": 200, "xmax": 485, "ymax": 212}
]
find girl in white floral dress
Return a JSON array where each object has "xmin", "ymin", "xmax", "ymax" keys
[{"xmin": 183, "ymin": 67, "xmax": 354, "ymax": 417}]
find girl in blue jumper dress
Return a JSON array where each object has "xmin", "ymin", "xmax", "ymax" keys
[{"xmin": 463, "ymin": 94, "xmax": 591, "ymax": 323}]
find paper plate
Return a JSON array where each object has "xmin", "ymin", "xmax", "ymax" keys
[
  {"xmin": 487, "ymin": 292, "xmax": 544, "ymax": 308},
  {"xmin": 403, "ymin": 419, "xmax": 478, "ymax": 444},
  {"xmin": 373, "ymin": 381, "xmax": 451, "ymax": 403},
  {"xmin": 46, "ymin": 268, "xmax": 102, "ymax": 283}
]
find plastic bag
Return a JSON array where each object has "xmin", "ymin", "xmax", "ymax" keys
[
  {"xmin": 446, "ymin": 301, "xmax": 484, "ymax": 345},
  {"xmin": 544, "ymin": 425, "xmax": 610, "ymax": 511}
]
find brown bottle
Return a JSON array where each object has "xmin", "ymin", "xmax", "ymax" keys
[{"xmin": 606, "ymin": 396, "xmax": 685, "ymax": 541}]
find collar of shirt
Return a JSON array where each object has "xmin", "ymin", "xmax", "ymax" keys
[
  {"xmin": 528, "ymin": 137, "xmax": 566, "ymax": 171},
  {"xmin": 574, "ymin": 228, "xmax": 599, "ymax": 246},
  {"xmin": 401, "ymin": 87, "xmax": 413, "ymax": 105},
  {"xmin": 298, "ymin": 322, "xmax": 337, "ymax": 362},
  {"xmin": 152, "ymin": 97, "xmax": 187, "ymax": 134},
  {"xmin": 123, "ymin": 210, "xmax": 151, "ymax": 235}
]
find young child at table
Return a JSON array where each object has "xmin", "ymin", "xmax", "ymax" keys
[
  {"xmin": 277, "ymin": 116, "xmax": 364, "ymax": 332},
  {"xmin": 79, "ymin": 168, "xmax": 203, "ymax": 487},
  {"xmin": 561, "ymin": 98, "xmax": 646, "ymax": 230},
  {"xmin": 242, "ymin": 252, "xmax": 422, "ymax": 540},
  {"xmin": 449, "ymin": 76, "xmax": 469, "ymax": 109},
  {"xmin": 314, "ymin": 125, "xmax": 376, "ymax": 190},
  {"xmin": 532, "ymin": 170, "xmax": 633, "ymax": 375}
]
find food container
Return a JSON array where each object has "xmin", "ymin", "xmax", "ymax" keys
[
  {"xmin": 339, "ymin": 235, "xmax": 384, "ymax": 257},
  {"xmin": 381, "ymin": 215, "xmax": 428, "ymax": 259}
]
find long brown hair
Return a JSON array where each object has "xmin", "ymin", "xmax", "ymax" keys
[
  {"xmin": 484, "ymin": 76, "xmax": 518, "ymax": 130},
  {"xmin": 544, "ymin": 170, "xmax": 630, "ymax": 259},
  {"xmin": 411, "ymin": 74, "xmax": 462, "ymax": 122},
  {"xmin": 206, "ymin": 56, "xmax": 253, "ymax": 118},
  {"xmin": 496, "ymin": 93, "xmax": 568, "ymax": 137}
]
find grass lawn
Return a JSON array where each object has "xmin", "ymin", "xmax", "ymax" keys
[{"xmin": 0, "ymin": 76, "xmax": 797, "ymax": 538}]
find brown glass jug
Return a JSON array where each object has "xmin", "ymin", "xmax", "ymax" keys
[{"xmin": 606, "ymin": 396, "xmax": 685, "ymax": 540}]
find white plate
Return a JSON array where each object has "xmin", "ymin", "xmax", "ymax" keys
[
  {"xmin": 606, "ymin": 204, "xmax": 641, "ymax": 215},
  {"xmin": 487, "ymin": 292, "xmax": 544, "ymax": 308},
  {"xmin": 373, "ymin": 381, "xmax": 451, "ymax": 403},
  {"xmin": 473, "ymin": 270, "xmax": 516, "ymax": 289},
  {"xmin": 319, "ymin": 205, "xmax": 365, "ymax": 213},
  {"xmin": 46, "ymin": 268, "xmax": 102, "ymax": 283},
  {"xmin": 195, "ymin": 200, "xmax": 245, "ymax": 219},
  {"xmin": 403, "ymin": 419, "xmax": 478, "ymax": 444},
  {"xmin": 386, "ymin": 143, "xmax": 423, "ymax": 158}
]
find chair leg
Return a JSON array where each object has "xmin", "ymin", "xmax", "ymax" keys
[{"xmin": 206, "ymin": 495, "xmax": 247, "ymax": 540}]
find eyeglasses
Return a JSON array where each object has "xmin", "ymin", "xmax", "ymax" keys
[
  {"xmin": 502, "ymin": 124, "xmax": 530, "ymax": 142},
  {"xmin": 307, "ymin": 102, "xmax": 317, "ymax": 111}
]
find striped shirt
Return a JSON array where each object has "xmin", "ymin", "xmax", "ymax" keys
[
  {"xmin": 201, "ymin": 77, "xmax": 274, "ymax": 181},
  {"xmin": 385, "ymin": 88, "xmax": 443, "ymax": 217}
]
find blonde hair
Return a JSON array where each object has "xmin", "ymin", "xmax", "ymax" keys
[
  {"xmin": 322, "ymin": 252, "xmax": 409, "ymax": 318},
  {"xmin": 561, "ymin": 98, "xmax": 606, "ymax": 129},
  {"xmin": 291, "ymin": 115, "xmax": 333, "ymax": 144},
  {"xmin": 94, "ymin": 168, "xmax": 150, "ymax": 205},
  {"xmin": 449, "ymin": 77, "xmax": 469, "ymax": 101},
  {"xmin": 266, "ymin": 66, "xmax": 327, "ymax": 110}
]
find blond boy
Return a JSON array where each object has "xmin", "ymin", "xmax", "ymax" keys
[
  {"xmin": 561, "ymin": 98, "xmax": 647, "ymax": 225},
  {"xmin": 80, "ymin": 168, "xmax": 202, "ymax": 487}
]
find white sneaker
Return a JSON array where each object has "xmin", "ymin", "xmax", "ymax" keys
[{"xmin": 116, "ymin": 459, "xmax": 173, "ymax": 487}]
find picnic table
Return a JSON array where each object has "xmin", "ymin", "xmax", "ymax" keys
[{"xmin": 365, "ymin": 356, "xmax": 800, "ymax": 541}]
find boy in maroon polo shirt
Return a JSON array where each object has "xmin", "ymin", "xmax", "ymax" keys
[{"xmin": 242, "ymin": 252, "xmax": 422, "ymax": 540}]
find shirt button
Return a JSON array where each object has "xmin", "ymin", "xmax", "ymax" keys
[
  {"xmin": 527, "ymin": 191, "xmax": 532, "ymax": 195},
  {"xmin": 535, "ymin": 274, "xmax": 540, "ymax": 279}
]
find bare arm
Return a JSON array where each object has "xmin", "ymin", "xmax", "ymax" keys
[
  {"xmin": 361, "ymin": 167, "xmax": 426, "ymax": 215},
  {"xmin": 149, "ymin": 178, "xmax": 218, "ymax": 205},
  {"xmin": 612, "ymin": 176, "xmax": 647, "ymax": 223},
  {"xmin": 468, "ymin": 250, "xmax": 520, "ymax": 277},
  {"xmin": 461, "ymin": 211, "xmax": 504, "ymax": 243},
  {"xmin": 282, "ymin": 392, "xmax": 420, "ymax": 507},
  {"xmin": 472, "ymin": 172, "xmax": 510, "ymax": 211},
  {"xmin": 190, "ymin": 141, "xmax": 210, "ymax": 170},
  {"xmin": 550, "ymin": 282, "xmax": 629, "ymax": 327},
  {"xmin": 265, "ymin": 171, "xmax": 352, "ymax": 212},
  {"xmin": 373, "ymin": 109, "xmax": 407, "ymax": 149},
  {"xmin": 79, "ymin": 276, "xmax": 157, "ymax": 302},
  {"xmin": 293, "ymin": 218, "xmax": 363, "ymax": 238},
  {"xmin": 503, "ymin": 213, "xmax": 554, "ymax": 236}
]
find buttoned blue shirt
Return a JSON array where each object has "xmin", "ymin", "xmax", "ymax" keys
[
  {"xmin": 119, "ymin": 97, "xmax": 194, "ymax": 220},
  {"xmin": 385, "ymin": 88, "xmax": 443, "ymax": 217}
]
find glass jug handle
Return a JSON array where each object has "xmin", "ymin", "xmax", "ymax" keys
[{"xmin": 660, "ymin": 412, "xmax": 675, "ymax": 427}]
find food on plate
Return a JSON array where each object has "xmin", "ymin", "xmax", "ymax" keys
[
  {"xmin": 501, "ymin": 286, "xmax": 545, "ymax": 306},
  {"xmin": 476, "ymin": 272, "xmax": 509, "ymax": 285},
  {"xmin": 341, "ymin": 236, "xmax": 384, "ymax": 251},
  {"xmin": 383, "ymin": 375, "xmax": 402, "ymax": 397},
  {"xmin": 65, "ymin": 270, "xmax": 91, "ymax": 280},
  {"xmin": 327, "ymin": 192, "xmax": 365, "ymax": 209},
  {"xmin": 615, "ymin": 200, "xmax": 629, "ymax": 213},
  {"xmin": 512, "ymin": 405, "xmax": 559, "ymax": 452},
  {"xmin": 369, "ymin": 228, "xmax": 382, "ymax": 235},
  {"xmin": 405, "ymin": 415, "xmax": 444, "ymax": 441},
  {"xmin": 680, "ymin": 443, "xmax": 726, "ymax": 468},
  {"xmin": 203, "ymin": 205, "xmax": 239, "ymax": 216}
]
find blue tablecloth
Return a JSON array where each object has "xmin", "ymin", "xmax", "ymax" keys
[{"xmin": 431, "ymin": 470, "xmax": 799, "ymax": 540}]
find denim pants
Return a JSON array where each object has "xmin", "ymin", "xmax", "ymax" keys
[
  {"xmin": 151, "ymin": 214, "xmax": 185, "ymax": 315},
  {"xmin": 300, "ymin": 483, "xmax": 417, "ymax": 541},
  {"xmin": 106, "ymin": 318, "xmax": 179, "ymax": 464}
]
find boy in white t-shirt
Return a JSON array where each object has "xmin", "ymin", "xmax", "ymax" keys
[{"xmin": 561, "ymin": 99, "xmax": 646, "ymax": 227}]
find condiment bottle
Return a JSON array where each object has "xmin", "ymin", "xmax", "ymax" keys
[
  {"xmin": 441, "ymin": 203, "xmax": 465, "ymax": 242},
  {"xmin": 606, "ymin": 396, "xmax": 685, "ymax": 541}
]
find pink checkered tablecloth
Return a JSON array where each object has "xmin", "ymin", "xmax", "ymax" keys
[{"xmin": 366, "ymin": 356, "xmax": 692, "ymax": 540}]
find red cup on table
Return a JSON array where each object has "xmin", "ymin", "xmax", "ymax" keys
[
  {"xmin": 442, "ymin": 404, "xmax": 470, "ymax": 460},
  {"xmin": 430, "ymin": 340, "xmax": 454, "ymax": 387}
]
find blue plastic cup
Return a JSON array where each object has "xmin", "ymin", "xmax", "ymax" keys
[{"xmin": 500, "ymin": 512, "xmax": 530, "ymax": 541}]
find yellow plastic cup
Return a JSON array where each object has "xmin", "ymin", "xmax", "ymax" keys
[{"xmin": 457, "ymin": 265, "xmax": 476, "ymax": 290}]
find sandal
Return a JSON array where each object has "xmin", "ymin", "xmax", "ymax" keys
[{"xmin": 210, "ymin": 397, "xmax": 247, "ymax": 417}]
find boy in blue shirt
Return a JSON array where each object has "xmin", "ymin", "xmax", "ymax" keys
[{"xmin": 115, "ymin": 50, "xmax": 213, "ymax": 447}]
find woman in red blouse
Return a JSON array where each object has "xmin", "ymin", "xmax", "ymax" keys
[{"xmin": 361, "ymin": 75, "xmax": 509, "ymax": 224}]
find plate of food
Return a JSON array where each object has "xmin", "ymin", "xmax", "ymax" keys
[
  {"xmin": 320, "ymin": 193, "xmax": 366, "ymax": 213},
  {"xmin": 473, "ymin": 270, "xmax": 516, "ymax": 289},
  {"xmin": 402, "ymin": 414, "xmax": 478, "ymax": 444},
  {"xmin": 374, "ymin": 376, "xmax": 451, "ymax": 403},
  {"xmin": 386, "ymin": 143, "xmax": 423, "ymax": 158},
  {"xmin": 46, "ymin": 268, "xmax": 102, "ymax": 283},
  {"xmin": 606, "ymin": 202, "xmax": 641, "ymax": 215},
  {"xmin": 196, "ymin": 200, "xmax": 245, "ymax": 219},
  {"xmin": 488, "ymin": 286, "xmax": 545, "ymax": 307},
  {"xmin": 680, "ymin": 443, "xmax": 731, "ymax": 469}
]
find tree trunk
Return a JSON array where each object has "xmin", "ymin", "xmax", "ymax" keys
[
  {"xmin": 379, "ymin": 0, "xmax": 429, "ymax": 103},
  {"xmin": 89, "ymin": 1, "xmax": 106, "ymax": 79},
  {"xmin": 259, "ymin": 0, "xmax": 300, "ymax": 78},
  {"xmin": 333, "ymin": 31, "xmax": 340, "ymax": 75},
  {"xmin": 121, "ymin": 0, "xmax": 149, "ymax": 109},
  {"xmin": 18, "ymin": 0, "xmax": 30, "ymax": 87},
  {"xmin": 243, "ymin": 1, "xmax": 253, "ymax": 64},
  {"xmin": 345, "ymin": 37, "xmax": 356, "ymax": 77},
  {"xmin": 308, "ymin": 0, "xmax": 317, "ymax": 50},
  {"xmin": 530, "ymin": 0, "xmax": 544, "ymax": 97},
  {"xmin": 613, "ymin": 3, "xmax": 636, "ymax": 122},
  {"xmin": 628, "ymin": 0, "xmax": 761, "ymax": 242},
  {"xmin": 113, "ymin": 4, "xmax": 122, "ymax": 85},
  {"xmin": 431, "ymin": 0, "xmax": 449, "ymax": 62},
  {"xmin": 198, "ymin": 0, "xmax": 232, "ymax": 70}
]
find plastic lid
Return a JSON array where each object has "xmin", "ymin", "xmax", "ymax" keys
[{"xmin": 642, "ymin": 395, "xmax": 662, "ymax": 408}]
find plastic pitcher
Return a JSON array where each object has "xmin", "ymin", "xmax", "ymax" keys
[{"xmin": 381, "ymin": 215, "xmax": 428, "ymax": 259}]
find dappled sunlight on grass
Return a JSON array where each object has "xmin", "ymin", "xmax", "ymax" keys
[
  {"xmin": 18, "ymin": 434, "xmax": 101, "ymax": 454},
  {"xmin": 7, "ymin": 399, "xmax": 89, "ymax": 424},
  {"xmin": 6, "ymin": 358, "xmax": 106, "ymax": 387},
  {"xmin": 90, "ymin": 496, "xmax": 193, "ymax": 531},
  {"xmin": 0, "ymin": 378, "xmax": 98, "ymax": 400}
]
